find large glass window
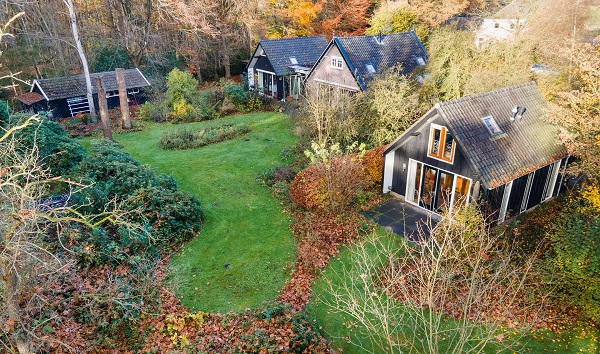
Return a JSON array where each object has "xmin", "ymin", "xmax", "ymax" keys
[
  {"xmin": 428, "ymin": 124, "xmax": 455, "ymax": 163},
  {"xmin": 405, "ymin": 159, "xmax": 471, "ymax": 214}
]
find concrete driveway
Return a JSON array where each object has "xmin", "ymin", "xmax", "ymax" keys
[{"xmin": 361, "ymin": 199, "xmax": 441, "ymax": 241}]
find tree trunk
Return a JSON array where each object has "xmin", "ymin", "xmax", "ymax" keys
[
  {"xmin": 94, "ymin": 76, "xmax": 113, "ymax": 140},
  {"xmin": 2, "ymin": 263, "xmax": 32, "ymax": 354},
  {"xmin": 116, "ymin": 68, "xmax": 132, "ymax": 129},
  {"xmin": 64, "ymin": 0, "xmax": 97, "ymax": 122}
]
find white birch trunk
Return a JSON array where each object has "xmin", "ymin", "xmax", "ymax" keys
[{"xmin": 64, "ymin": 0, "xmax": 97, "ymax": 122}]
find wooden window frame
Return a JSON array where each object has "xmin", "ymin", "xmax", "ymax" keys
[{"xmin": 427, "ymin": 124, "xmax": 455, "ymax": 163}]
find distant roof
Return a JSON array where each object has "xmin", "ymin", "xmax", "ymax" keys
[
  {"xmin": 386, "ymin": 82, "xmax": 568, "ymax": 189},
  {"xmin": 258, "ymin": 36, "xmax": 328, "ymax": 76},
  {"xmin": 17, "ymin": 92, "xmax": 44, "ymax": 105},
  {"xmin": 334, "ymin": 31, "xmax": 429, "ymax": 90},
  {"xmin": 32, "ymin": 68, "xmax": 150, "ymax": 101}
]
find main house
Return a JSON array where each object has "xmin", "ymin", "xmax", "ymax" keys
[
  {"xmin": 304, "ymin": 31, "xmax": 428, "ymax": 94},
  {"xmin": 382, "ymin": 82, "xmax": 569, "ymax": 223},
  {"xmin": 246, "ymin": 36, "xmax": 328, "ymax": 100},
  {"xmin": 18, "ymin": 68, "xmax": 150, "ymax": 119}
]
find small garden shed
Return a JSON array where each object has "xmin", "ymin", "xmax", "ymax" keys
[
  {"xmin": 18, "ymin": 68, "xmax": 150, "ymax": 119},
  {"xmin": 382, "ymin": 82, "xmax": 569, "ymax": 223},
  {"xmin": 247, "ymin": 36, "xmax": 328, "ymax": 100}
]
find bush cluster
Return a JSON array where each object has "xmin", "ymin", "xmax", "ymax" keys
[
  {"xmin": 545, "ymin": 183, "xmax": 600, "ymax": 323},
  {"xmin": 158, "ymin": 123, "xmax": 250, "ymax": 150},
  {"xmin": 289, "ymin": 144, "xmax": 381, "ymax": 214},
  {"xmin": 72, "ymin": 140, "xmax": 203, "ymax": 256},
  {"xmin": 14, "ymin": 115, "xmax": 87, "ymax": 177},
  {"xmin": 138, "ymin": 73, "xmax": 271, "ymax": 123}
]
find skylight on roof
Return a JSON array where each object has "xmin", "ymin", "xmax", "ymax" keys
[
  {"xmin": 366, "ymin": 64, "xmax": 376, "ymax": 74},
  {"xmin": 482, "ymin": 116, "xmax": 503, "ymax": 136},
  {"xmin": 416, "ymin": 57, "xmax": 426, "ymax": 66},
  {"xmin": 289, "ymin": 57, "xmax": 298, "ymax": 65}
]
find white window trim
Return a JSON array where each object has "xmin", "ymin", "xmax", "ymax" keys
[
  {"xmin": 331, "ymin": 56, "xmax": 343, "ymax": 69},
  {"xmin": 498, "ymin": 180, "xmax": 513, "ymax": 224},
  {"xmin": 520, "ymin": 171, "xmax": 535, "ymax": 213}
]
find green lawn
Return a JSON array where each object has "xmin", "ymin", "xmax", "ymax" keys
[
  {"xmin": 98, "ymin": 113, "xmax": 296, "ymax": 312},
  {"xmin": 307, "ymin": 230, "xmax": 600, "ymax": 353}
]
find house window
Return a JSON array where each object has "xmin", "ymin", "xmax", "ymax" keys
[
  {"xmin": 428, "ymin": 124, "xmax": 455, "ymax": 163},
  {"xmin": 482, "ymin": 115, "xmax": 503, "ymax": 136},
  {"xmin": 331, "ymin": 56, "xmax": 343, "ymax": 69}
]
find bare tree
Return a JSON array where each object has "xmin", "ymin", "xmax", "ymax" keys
[
  {"xmin": 321, "ymin": 205, "xmax": 552, "ymax": 353},
  {"xmin": 63, "ymin": 0, "xmax": 97, "ymax": 122}
]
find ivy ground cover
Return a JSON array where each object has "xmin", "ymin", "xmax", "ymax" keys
[{"xmin": 109, "ymin": 113, "xmax": 296, "ymax": 312}]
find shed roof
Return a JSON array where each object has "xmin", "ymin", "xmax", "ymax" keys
[
  {"xmin": 17, "ymin": 92, "xmax": 44, "ymax": 105},
  {"xmin": 32, "ymin": 68, "xmax": 150, "ymax": 101},
  {"xmin": 258, "ymin": 36, "xmax": 328, "ymax": 77},
  {"xmin": 335, "ymin": 31, "xmax": 428, "ymax": 90},
  {"xmin": 386, "ymin": 82, "xmax": 568, "ymax": 189}
]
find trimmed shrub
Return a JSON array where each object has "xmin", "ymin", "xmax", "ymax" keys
[
  {"xmin": 15, "ymin": 115, "xmax": 87, "ymax": 176},
  {"xmin": 138, "ymin": 100, "xmax": 168, "ymax": 122},
  {"xmin": 72, "ymin": 140, "xmax": 204, "ymax": 251},
  {"xmin": 289, "ymin": 167, "xmax": 326, "ymax": 211},
  {"xmin": 290, "ymin": 142, "xmax": 371, "ymax": 213},
  {"xmin": 128, "ymin": 186, "xmax": 203, "ymax": 246},
  {"xmin": 258, "ymin": 165, "xmax": 297, "ymax": 187},
  {"xmin": 361, "ymin": 146, "xmax": 385, "ymax": 185},
  {"xmin": 166, "ymin": 68, "xmax": 199, "ymax": 110},
  {"xmin": 159, "ymin": 124, "xmax": 250, "ymax": 150}
]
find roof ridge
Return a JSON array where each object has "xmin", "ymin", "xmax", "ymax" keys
[
  {"xmin": 437, "ymin": 81, "xmax": 537, "ymax": 108},
  {"xmin": 260, "ymin": 35, "xmax": 325, "ymax": 43},
  {"xmin": 336, "ymin": 31, "xmax": 414, "ymax": 40},
  {"xmin": 37, "ymin": 68, "xmax": 138, "ymax": 82}
]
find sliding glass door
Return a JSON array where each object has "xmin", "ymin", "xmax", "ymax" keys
[{"xmin": 405, "ymin": 159, "xmax": 471, "ymax": 214}]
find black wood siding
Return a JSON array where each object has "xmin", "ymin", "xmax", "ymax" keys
[
  {"xmin": 527, "ymin": 164, "xmax": 551, "ymax": 209},
  {"xmin": 32, "ymin": 84, "xmax": 147, "ymax": 119},
  {"xmin": 391, "ymin": 115, "xmax": 476, "ymax": 197},
  {"xmin": 253, "ymin": 55, "xmax": 275, "ymax": 74},
  {"xmin": 507, "ymin": 173, "xmax": 529, "ymax": 217}
]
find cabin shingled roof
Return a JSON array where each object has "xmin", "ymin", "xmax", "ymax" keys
[
  {"xmin": 335, "ymin": 31, "xmax": 428, "ymax": 90},
  {"xmin": 33, "ymin": 68, "xmax": 150, "ymax": 101},
  {"xmin": 435, "ymin": 81, "xmax": 567, "ymax": 189},
  {"xmin": 17, "ymin": 92, "xmax": 44, "ymax": 105},
  {"xmin": 258, "ymin": 36, "xmax": 328, "ymax": 77}
]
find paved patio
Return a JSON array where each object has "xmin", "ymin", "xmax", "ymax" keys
[{"xmin": 361, "ymin": 198, "xmax": 441, "ymax": 241}]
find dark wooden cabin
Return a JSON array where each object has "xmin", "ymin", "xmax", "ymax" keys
[
  {"xmin": 383, "ymin": 82, "xmax": 569, "ymax": 223},
  {"xmin": 247, "ymin": 36, "xmax": 328, "ymax": 100},
  {"xmin": 18, "ymin": 68, "xmax": 150, "ymax": 119}
]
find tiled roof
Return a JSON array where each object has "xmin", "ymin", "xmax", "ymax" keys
[
  {"xmin": 436, "ymin": 82, "xmax": 567, "ymax": 189},
  {"xmin": 17, "ymin": 92, "xmax": 44, "ymax": 105},
  {"xmin": 335, "ymin": 31, "xmax": 428, "ymax": 90},
  {"xmin": 259, "ymin": 36, "xmax": 328, "ymax": 76},
  {"xmin": 33, "ymin": 68, "xmax": 150, "ymax": 101}
]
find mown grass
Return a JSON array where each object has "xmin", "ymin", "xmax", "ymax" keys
[
  {"xmin": 86, "ymin": 113, "xmax": 297, "ymax": 313},
  {"xmin": 307, "ymin": 229, "xmax": 600, "ymax": 353}
]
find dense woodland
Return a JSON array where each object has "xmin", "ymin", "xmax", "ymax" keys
[{"xmin": 1, "ymin": 0, "xmax": 600, "ymax": 353}]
